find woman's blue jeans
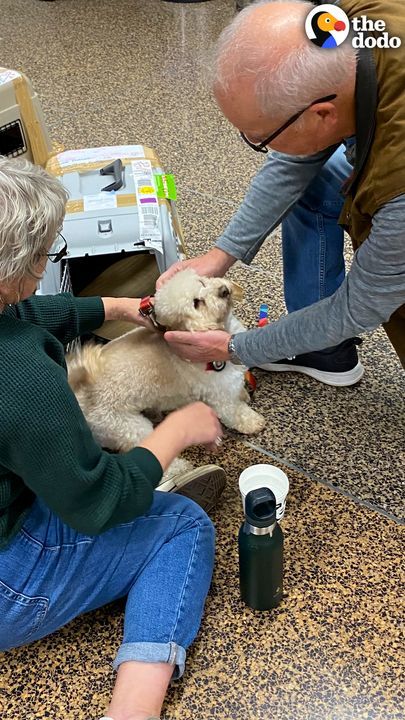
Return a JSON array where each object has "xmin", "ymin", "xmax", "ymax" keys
[
  {"xmin": 282, "ymin": 145, "xmax": 352, "ymax": 313},
  {"xmin": 0, "ymin": 492, "xmax": 215, "ymax": 679}
]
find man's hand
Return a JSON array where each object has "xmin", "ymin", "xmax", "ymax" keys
[
  {"xmin": 164, "ymin": 329, "xmax": 231, "ymax": 363},
  {"xmin": 156, "ymin": 248, "xmax": 236, "ymax": 290}
]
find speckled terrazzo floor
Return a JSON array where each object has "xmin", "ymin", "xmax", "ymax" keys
[
  {"xmin": 2, "ymin": 442, "xmax": 404, "ymax": 720},
  {"xmin": 1, "ymin": 0, "xmax": 404, "ymax": 718}
]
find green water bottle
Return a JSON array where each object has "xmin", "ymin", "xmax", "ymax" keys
[{"xmin": 238, "ymin": 487, "xmax": 284, "ymax": 610}]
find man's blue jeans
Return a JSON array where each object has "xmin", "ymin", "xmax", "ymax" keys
[
  {"xmin": 0, "ymin": 492, "xmax": 215, "ymax": 679},
  {"xmin": 282, "ymin": 145, "xmax": 352, "ymax": 313}
]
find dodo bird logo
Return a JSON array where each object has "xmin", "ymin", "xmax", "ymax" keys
[{"xmin": 305, "ymin": 4, "xmax": 350, "ymax": 48}]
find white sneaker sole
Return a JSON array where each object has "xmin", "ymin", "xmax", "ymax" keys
[
  {"xmin": 156, "ymin": 465, "xmax": 227, "ymax": 514},
  {"xmin": 258, "ymin": 360, "xmax": 365, "ymax": 387}
]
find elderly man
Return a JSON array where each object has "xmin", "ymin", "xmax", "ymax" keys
[{"xmin": 159, "ymin": 0, "xmax": 405, "ymax": 386}]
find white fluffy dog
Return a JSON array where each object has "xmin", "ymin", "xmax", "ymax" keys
[{"xmin": 67, "ymin": 269, "xmax": 265, "ymax": 472}]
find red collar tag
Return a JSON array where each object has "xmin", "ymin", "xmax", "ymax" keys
[{"xmin": 244, "ymin": 369, "xmax": 257, "ymax": 396}]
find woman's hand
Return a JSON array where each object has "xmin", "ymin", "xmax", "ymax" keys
[
  {"xmin": 170, "ymin": 402, "xmax": 223, "ymax": 450},
  {"xmin": 101, "ymin": 297, "xmax": 157, "ymax": 330},
  {"xmin": 156, "ymin": 248, "xmax": 236, "ymax": 290},
  {"xmin": 137, "ymin": 402, "xmax": 223, "ymax": 471}
]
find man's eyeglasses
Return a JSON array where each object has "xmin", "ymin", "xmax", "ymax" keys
[
  {"xmin": 47, "ymin": 232, "xmax": 68, "ymax": 263},
  {"xmin": 240, "ymin": 94, "xmax": 337, "ymax": 153}
]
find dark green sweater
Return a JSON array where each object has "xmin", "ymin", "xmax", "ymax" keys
[{"xmin": 0, "ymin": 294, "xmax": 163, "ymax": 550}]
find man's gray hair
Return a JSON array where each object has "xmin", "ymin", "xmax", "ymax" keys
[
  {"xmin": 211, "ymin": 0, "xmax": 357, "ymax": 122},
  {"xmin": 0, "ymin": 156, "xmax": 68, "ymax": 284}
]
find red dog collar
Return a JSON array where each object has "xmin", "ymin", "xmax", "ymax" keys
[
  {"xmin": 139, "ymin": 296, "xmax": 154, "ymax": 317},
  {"xmin": 139, "ymin": 296, "xmax": 166, "ymax": 332}
]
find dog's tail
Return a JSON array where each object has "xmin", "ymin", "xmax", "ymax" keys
[{"xmin": 66, "ymin": 343, "xmax": 106, "ymax": 392}]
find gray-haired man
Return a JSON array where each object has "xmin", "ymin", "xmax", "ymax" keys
[{"xmin": 159, "ymin": 0, "xmax": 405, "ymax": 385}]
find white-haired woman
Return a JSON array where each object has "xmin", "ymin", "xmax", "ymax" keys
[{"xmin": 0, "ymin": 156, "xmax": 225, "ymax": 720}]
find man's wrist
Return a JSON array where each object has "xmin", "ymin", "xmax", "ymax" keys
[
  {"xmin": 210, "ymin": 247, "xmax": 236, "ymax": 274},
  {"xmin": 228, "ymin": 334, "xmax": 243, "ymax": 364}
]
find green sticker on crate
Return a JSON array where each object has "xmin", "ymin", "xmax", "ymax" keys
[{"xmin": 154, "ymin": 174, "xmax": 177, "ymax": 201}]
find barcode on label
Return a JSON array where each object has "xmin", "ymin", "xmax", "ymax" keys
[
  {"xmin": 141, "ymin": 207, "xmax": 159, "ymax": 215},
  {"xmin": 136, "ymin": 175, "xmax": 154, "ymax": 184}
]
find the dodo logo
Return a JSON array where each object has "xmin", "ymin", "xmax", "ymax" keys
[{"xmin": 305, "ymin": 4, "xmax": 350, "ymax": 48}]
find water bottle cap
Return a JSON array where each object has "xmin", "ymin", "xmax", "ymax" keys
[{"xmin": 245, "ymin": 487, "xmax": 277, "ymax": 528}]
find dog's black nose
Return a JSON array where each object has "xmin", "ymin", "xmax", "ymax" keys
[{"xmin": 218, "ymin": 285, "xmax": 230, "ymax": 298}]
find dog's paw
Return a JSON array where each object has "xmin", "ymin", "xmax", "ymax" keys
[
  {"xmin": 240, "ymin": 411, "xmax": 266, "ymax": 434},
  {"xmin": 227, "ymin": 407, "xmax": 266, "ymax": 435}
]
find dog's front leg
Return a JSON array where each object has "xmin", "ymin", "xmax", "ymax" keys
[
  {"xmin": 196, "ymin": 365, "xmax": 264, "ymax": 435},
  {"xmin": 217, "ymin": 400, "xmax": 266, "ymax": 435},
  {"xmin": 202, "ymin": 364, "xmax": 265, "ymax": 435}
]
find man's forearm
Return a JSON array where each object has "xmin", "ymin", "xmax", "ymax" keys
[
  {"xmin": 233, "ymin": 196, "xmax": 405, "ymax": 365},
  {"xmin": 215, "ymin": 146, "xmax": 338, "ymax": 264},
  {"xmin": 204, "ymin": 247, "xmax": 237, "ymax": 274}
]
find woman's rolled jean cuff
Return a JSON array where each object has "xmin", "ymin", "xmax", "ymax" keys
[{"xmin": 113, "ymin": 641, "xmax": 186, "ymax": 679}]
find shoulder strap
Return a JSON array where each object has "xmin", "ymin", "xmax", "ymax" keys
[{"xmin": 342, "ymin": 47, "xmax": 377, "ymax": 196}]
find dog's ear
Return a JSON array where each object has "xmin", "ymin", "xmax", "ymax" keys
[{"xmin": 229, "ymin": 281, "xmax": 244, "ymax": 301}]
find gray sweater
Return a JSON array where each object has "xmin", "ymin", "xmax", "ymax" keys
[{"xmin": 215, "ymin": 145, "xmax": 405, "ymax": 366}]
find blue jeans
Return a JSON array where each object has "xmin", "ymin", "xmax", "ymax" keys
[
  {"xmin": 282, "ymin": 144, "xmax": 352, "ymax": 313},
  {"xmin": 0, "ymin": 492, "xmax": 215, "ymax": 679}
]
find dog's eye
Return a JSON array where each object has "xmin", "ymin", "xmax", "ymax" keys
[{"xmin": 193, "ymin": 298, "xmax": 205, "ymax": 309}]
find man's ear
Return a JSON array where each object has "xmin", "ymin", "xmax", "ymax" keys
[{"xmin": 309, "ymin": 100, "xmax": 338, "ymax": 122}]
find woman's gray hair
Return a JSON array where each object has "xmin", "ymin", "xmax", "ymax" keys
[
  {"xmin": 0, "ymin": 155, "xmax": 68, "ymax": 284},
  {"xmin": 210, "ymin": 0, "xmax": 357, "ymax": 122}
]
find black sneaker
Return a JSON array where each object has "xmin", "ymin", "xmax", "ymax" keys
[{"xmin": 258, "ymin": 338, "xmax": 364, "ymax": 387}]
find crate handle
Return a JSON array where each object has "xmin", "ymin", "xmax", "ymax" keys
[{"xmin": 100, "ymin": 159, "xmax": 123, "ymax": 192}]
